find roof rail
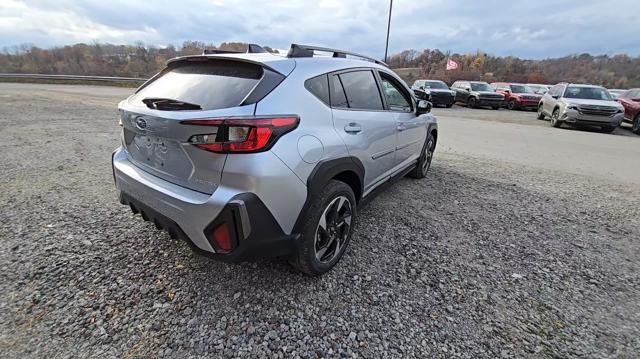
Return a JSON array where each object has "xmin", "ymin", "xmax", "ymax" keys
[
  {"xmin": 203, "ymin": 43, "xmax": 267, "ymax": 55},
  {"xmin": 286, "ymin": 44, "xmax": 388, "ymax": 67}
]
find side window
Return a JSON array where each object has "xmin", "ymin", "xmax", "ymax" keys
[
  {"xmin": 304, "ymin": 74, "xmax": 330, "ymax": 105},
  {"xmin": 330, "ymin": 75, "xmax": 349, "ymax": 108},
  {"xmin": 379, "ymin": 74, "xmax": 412, "ymax": 112},
  {"xmin": 338, "ymin": 70, "xmax": 384, "ymax": 110}
]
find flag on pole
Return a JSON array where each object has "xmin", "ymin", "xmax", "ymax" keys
[{"xmin": 446, "ymin": 59, "xmax": 459, "ymax": 70}]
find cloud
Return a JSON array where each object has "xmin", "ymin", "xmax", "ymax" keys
[{"xmin": 1, "ymin": 0, "xmax": 638, "ymax": 59}]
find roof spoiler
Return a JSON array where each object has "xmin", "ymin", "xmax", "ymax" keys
[
  {"xmin": 203, "ymin": 43, "xmax": 267, "ymax": 55},
  {"xmin": 286, "ymin": 44, "xmax": 388, "ymax": 67}
]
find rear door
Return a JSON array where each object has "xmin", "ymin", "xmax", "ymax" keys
[
  {"xmin": 330, "ymin": 69, "xmax": 397, "ymax": 191},
  {"xmin": 120, "ymin": 58, "xmax": 281, "ymax": 194}
]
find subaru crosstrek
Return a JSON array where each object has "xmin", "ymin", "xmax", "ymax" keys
[{"xmin": 112, "ymin": 44, "xmax": 438, "ymax": 275}]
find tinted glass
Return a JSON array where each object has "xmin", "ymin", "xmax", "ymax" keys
[
  {"xmin": 425, "ymin": 81, "xmax": 448, "ymax": 89},
  {"xmin": 131, "ymin": 60, "xmax": 263, "ymax": 110},
  {"xmin": 339, "ymin": 71, "xmax": 383, "ymax": 110},
  {"xmin": 564, "ymin": 86, "xmax": 612, "ymax": 100},
  {"xmin": 380, "ymin": 75, "xmax": 411, "ymax": 111},
  {"xmin": 470, "ymin": 83, "xmax": 494, "ymax": 92},
  {"xmin": 510, "ymin": 85, "xmax": 535, "ymax": 93},
  {"xmin": 305, "ymin": 74, "xmax": 330, "ymax": 105},
  {"xmin": 330, "ymin": 75, "xmax": 349, "ymax": 108}
]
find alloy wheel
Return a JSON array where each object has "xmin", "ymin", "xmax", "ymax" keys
[
  {"xmin": 314, "ymin": 196, "xmax": 352, "ymax": 263},
  {"xmin": 422, "ymin": 139, "xmax": 434, "ymax": 174},
  {"xmin": 633, "ymin": 116, "xmax": 640, "ymax": 133}
]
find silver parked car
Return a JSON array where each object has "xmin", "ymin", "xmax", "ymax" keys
[
  {"xmin": 112, "ymin": 44, "xmax": 438, "ymax": 275},
  {"xmin": 537, "ymin": 83, "xmax": 625, "ymax": 133}
]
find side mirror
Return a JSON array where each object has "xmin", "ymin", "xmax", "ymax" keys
[
  {"xmin": 420, "ymin": 86, "xmax": 425, "ymax": 90},
  {"xmin": 463, "ymin": 87, "xmax": 470, "ymax": 91},
  {"xmin": 551, "ymin": 95, "xmax": 559, "ymax": 99},
  {"xmin": 505, "ymin": 89, "xmax": 511, "ymax": 94},
  {"xmin": 416, "ymin": 100, "xmax": 432, "ymax": 115}
]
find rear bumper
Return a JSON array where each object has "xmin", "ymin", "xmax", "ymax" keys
[
  {"xmin": 119, "ymin": 192, "xmax": 298, "ymax": 262},
  {"xmin": 112, "ymin": 147, "xmax": 305, "ymax": 261},
  {"xmin": 562, "ymin": 110, "xmax": 624, "ymax": 126}
]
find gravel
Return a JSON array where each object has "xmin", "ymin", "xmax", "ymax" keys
[{"xmin": 1, "ymin": 84, "xmax": 639, "ymax": 358}]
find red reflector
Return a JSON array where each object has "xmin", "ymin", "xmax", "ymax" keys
[{"xmin": 212, "ymin": 223, "xmax": 232, "ymax": 251}]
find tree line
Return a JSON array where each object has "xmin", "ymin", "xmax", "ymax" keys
[
  {"xmin": 1, "ymin": 42, "xmax": 639, "ymax": 88},
  {"xmin": 387, "ymin": 49, "xmax": 640, "ymax": 88}
]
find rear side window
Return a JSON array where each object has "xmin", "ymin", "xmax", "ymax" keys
[
  {"xmin": 131, "ymin": 60, "xmax": 263, "ymax": 110},
  {"xmin": 330, "ymin": 75, "xmax": 349, "ymax": 108},
  {"xmin": 305, "ymin": 74, "xmax": 330, "ymax": 105},
  {"xmin": 338, "ymin": 70, "xmax": 384, "ymax": 110}
]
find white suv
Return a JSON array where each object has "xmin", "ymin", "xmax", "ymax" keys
[
  {"xmin": 112, "ymin": 44, "xmax": 438, "ymax": 275},
  {"xmin": 537, "ymin": 83, "xmax": 625, "ymax": 132}
]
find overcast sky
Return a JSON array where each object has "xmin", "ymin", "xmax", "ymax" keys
[{"xmin": 1, "ymin": 0, "xmax": 638, "ymax": 59}]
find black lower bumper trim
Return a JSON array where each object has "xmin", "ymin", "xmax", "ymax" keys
[{"xmin": 119, "ymin": 192, "xmax": 298, "ymax": 263}]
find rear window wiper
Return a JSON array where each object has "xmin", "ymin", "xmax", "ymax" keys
[{"xmin": 142, "ymin": 97, "xmax": 202, "ymax": 111}]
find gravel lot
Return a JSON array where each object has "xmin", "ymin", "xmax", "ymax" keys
[{"xmin": 1, "ymin": 83, "xmax": 639, "ymax": 358}]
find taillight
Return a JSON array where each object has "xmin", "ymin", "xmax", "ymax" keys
[{"xmin": 182, "ymin": 116, "xmax": 299, "ymax": 153}]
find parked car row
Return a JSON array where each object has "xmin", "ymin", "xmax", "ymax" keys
[
  {"xmin": 410, "ymin": 77, "xmax": 639, "ymax": 135},
  {"xmin": 411, "ymin": 79, "xmax": 553, "ymax": 111}
]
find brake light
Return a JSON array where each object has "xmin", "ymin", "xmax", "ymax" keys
[{"xmin": 182, "ymin": 116, "xmax": 299, "ymax": 153}]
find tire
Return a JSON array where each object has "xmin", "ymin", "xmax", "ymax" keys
[
  {"xmin": 467, "ymin": 97, "xmax": 477, "ymax": 108},
  {"xmin": 507, "ymin": 99, "xmax": 517, "ymax": 110},
  {"xmin": 537, "ymin": 105, "xmax": 546, "ymax": 120},
  {"xmin": 632, "ymin": 115, "xmax": 640, "ymax": 135},
  {"xmin": 290, "ymin": 180, "xmax": 356, "ymax": 276},
  {"xmin": 600, "ymin": 125, "xmax": 617, "ymax": 133},
  {"xmin": 550, "ymin": 108, "xmax": 562, "ymax": 128},
  {"xmin": 408, "ymin": 133, "xmax": 435, "ymax": 179}
]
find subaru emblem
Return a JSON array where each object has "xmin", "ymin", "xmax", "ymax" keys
[{"xmin": 135, "ymin": 117, "xmax": 148, "ymax": 130}]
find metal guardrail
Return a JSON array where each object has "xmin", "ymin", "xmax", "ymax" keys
[{"xmin": 0, "ymin": 73, "xmax": 147, "ymax": 83}]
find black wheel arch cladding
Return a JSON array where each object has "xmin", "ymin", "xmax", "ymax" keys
[{"xmin": 292, "ymin": 156, "xmax": 364, "ymax": 235}]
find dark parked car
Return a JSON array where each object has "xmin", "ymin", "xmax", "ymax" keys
[
  {"xmin": 411, "ymin": 80, "xmax": 456, "ymax": 107},
  {"xmin": 451, "ymin": 80, "xmax": 504, "ymax": 110},
  {"xmin": 492, "ymin": 82, "xmax": 542, "ymax": 110},
  {"xmin": 617, "ymin": 88, "xmax": 640, "ymax": 134}
]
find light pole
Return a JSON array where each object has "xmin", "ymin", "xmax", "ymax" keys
[{"xmin": 384, "ymin": 0, "xmax": 393, "ymax": 62}]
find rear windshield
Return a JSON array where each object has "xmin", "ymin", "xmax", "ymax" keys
[{"xmin": 131, "ymin": 60, "xmax": 263, "ymax": 110}]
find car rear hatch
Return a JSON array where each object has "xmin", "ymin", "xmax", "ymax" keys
[{"xmin": 119, "ymin": 56, "xmax": 291, "ymax": 194}]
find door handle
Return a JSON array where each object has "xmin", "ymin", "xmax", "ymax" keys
[
  {"xmin": 396, "ymin": 124, "xmax": 407, "ymax": 131},
  {"xmin": 344, "ymin": 123, "xmax": 362, "ymax": 134}
]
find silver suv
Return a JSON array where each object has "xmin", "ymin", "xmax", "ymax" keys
[
  {"xmin": 537, "ymin": 83, "xmax": 625, "ymax": 132},
  {"xmin": 112, "ymin": 44, "xmax": 438, "ymax": 275}
]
